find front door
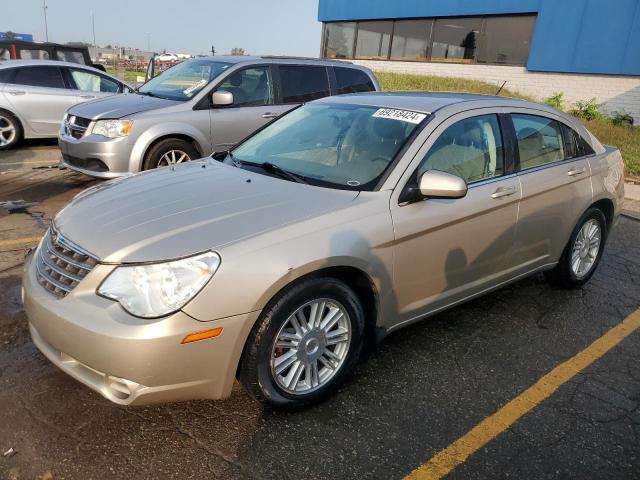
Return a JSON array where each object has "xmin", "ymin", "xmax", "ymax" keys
[
  {"xmin": 390, "ymin": 111, "xmax": 521, "ymax": 325},
  {"xmin": 210, "ymin": 66, "xmax": 291, "ymax": 151}
]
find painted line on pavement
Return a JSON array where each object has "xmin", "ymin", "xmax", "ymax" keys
[{"xmin": 405, "ymin": 307, "xmax": 640, "ymax": 480}]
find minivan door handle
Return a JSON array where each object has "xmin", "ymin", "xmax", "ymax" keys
[
  {"xmin": 491, "ymin": 186, "xmax": 517, "ymax": 199},
  {"xmin": 7, "ymin": 90, "xmax": 26, "ymax": 96},
  {"xmin": 567, "ymin": 166, "xmax": 586, "ymax": 176},
  {"xmin": 79, "ymin": 95, "xmax": 96, "ymax": 99},
  {"xmin": 261, "ymin": 112, "xmax": 279, "ymax": 119}
]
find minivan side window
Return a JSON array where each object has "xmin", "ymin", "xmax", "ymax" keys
[
  {"xmin": 69, "ymin": 68, "xmax": 120, "ymax": 93},
  {"xmin": 334, "ymin": 67, "xmax": 375, "ymax": 94},
  {"xmin": 417, "ymin": 114, "xmax": 504, "ymax": 184},
  {"xmin": 513, "ymin": 114, "xmax": 565, "ymax": 170},
  {"xmin": 56, "ymin": 50, "xmax": 85, "ymax": 64},
  {"xmin": 19, "ymin": 48, "xmax": 50, "ymax": 60},
  {"xmin": 279, "ymin": 65, "xmax": 330, "ymax": 103},
  {"xmin": 14, "ymin": 66, "xmax": 65, "ymax": 89},
  {"xmin": 216, "ymin": 66, "xmax": 273, "ymax": 106}
]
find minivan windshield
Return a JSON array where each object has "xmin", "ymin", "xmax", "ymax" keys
[
  {"xmin": 231, "ymin": 104, "xmax": 425, "ymax": 190},
  {"xmin": 138, "ymin": 59, "xmax": 231, "ymax": 101}
]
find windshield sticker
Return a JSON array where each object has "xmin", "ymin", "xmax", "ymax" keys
[
  {"xmin": 372, "ymin": 108, "xmax": 427, "ymax": 124},
  {"xmin": 183, "ymin": 79, "xmax": 208, "ymax": 96}
]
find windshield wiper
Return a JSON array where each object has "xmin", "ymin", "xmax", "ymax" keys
[{"xmin": 230, "ymin": 157, "xmax": 307, "ymax": 184}]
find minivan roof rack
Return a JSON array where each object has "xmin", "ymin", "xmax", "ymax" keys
[{"xmin": 260, "ymin": 55, "xmax": 353, "ymax": 64}]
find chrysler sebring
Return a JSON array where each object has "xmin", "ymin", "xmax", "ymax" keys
[{"xmin": 23, "ymin": 93, "xmax": 625, "ymax": 409}]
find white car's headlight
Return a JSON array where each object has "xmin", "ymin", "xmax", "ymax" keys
[
  {"xmin": 92, "ymin": 119, "xmax": 133, "ymax": 138},
  {"xmin": 98, "ymin": 252, "xmax": 220, "ymax": 318}
]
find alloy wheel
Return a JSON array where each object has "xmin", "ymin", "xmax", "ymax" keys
[
  {"xmin": 157, "ymin": 149, "xmax": 191, "ymax": 167},
  {"xmin": 270, "ymin": 299, "xmax": 351, "ymax": 395},
  {"xmin": 571, "ymin": 219, "xmax": 601, "ymax": 279},
  {"xmin": 0, "ymin": 115, "xmax": 16, "ymax": 147}
]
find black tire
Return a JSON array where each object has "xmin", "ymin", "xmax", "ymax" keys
[
  {"xmin": 142, "ymin": 138, "xmax": 199, "ymax": 170},
  {"xmin": 0, "ymin": 110, "xmax": 23, "ymax": 150},
  {"xmin": 544, "ymin": 207, "xmax": 607, "ymax": 289},
  {"xmin": 239, "ymin": 277, "xmax": 365, "ymax": 410}
]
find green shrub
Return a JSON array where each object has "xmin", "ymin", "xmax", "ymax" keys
[
  {"xmin": 608, "ymin": 111, "xmax": 634, "ymax": 127},
  {"xmin": 544, "ymin": 92, "xmax": 565, "ymax": 111},
  {"xmin": 569, "ymin": 98, "xmax": 602, "ymax": 121}
]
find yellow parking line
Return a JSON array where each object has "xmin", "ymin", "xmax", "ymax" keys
[
  {"xmin": 0, "ymin": 236, "xmax": 42, "ymax": 247},
  {"xmin": 405, "ymin": 307, "xmax": 640, "ymax": 480}
]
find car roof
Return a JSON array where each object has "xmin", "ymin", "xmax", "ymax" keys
[
  {"xmin": 0, "ymin": 59, "xmax": 100, "ymax": 70},
  {"xmin": 186, "ymin": 55, "xmax": 356, "ymax": 66},
  {"xmin": 312, "ymin": 91, "xmax": 553, "ymax": 115}
]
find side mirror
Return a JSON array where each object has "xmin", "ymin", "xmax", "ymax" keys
[
  {"xmin": 418, "ymin": 170, "xmax": 467, "ymax": 199},
  {"xmin": 145, "ymin": 58, "xmax": 155, "ymax": 82},
  {"xmin": 211, "ymin": 90, "xmax": 234, "ymax": 106}
]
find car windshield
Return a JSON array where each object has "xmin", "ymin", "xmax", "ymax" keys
[
  {"xmin": 138, "ymin": 59, "xmax": 231, "ymax": 101},
  {"xmin": 231, "ymin": 104, "xmax": 426, "ymax": 190}
]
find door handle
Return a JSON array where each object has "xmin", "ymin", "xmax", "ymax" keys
[
  {"xmin": 567, "ymin": 166, "xmax": 586, "ymax": 176},
  {"xmin": 7, "ymin": 90, "xmax": 26, "ymax": 96},
  {"xmin": 261, "ymin": 112, "xmax": 279, "ymax": 119},
  {"xmin": 79, "ymin": 95, "xmax": 96, "ymax": 99},
  {"xmin": 491, "ymin": 186, "xmax": 517, "ymax": 199}
]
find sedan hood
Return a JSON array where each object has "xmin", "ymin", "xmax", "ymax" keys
[
  {"xmin": 54, "ymin": 161, "xmax": 358, "ymax": 263},
  {"xmin": 67, "ymin": 93, "xmax": 179, "ymax": 120}
]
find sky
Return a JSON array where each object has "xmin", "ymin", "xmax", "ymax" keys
[{"xmin": 5, "ymin": 0, "xmax": 322, "ymax": 56}]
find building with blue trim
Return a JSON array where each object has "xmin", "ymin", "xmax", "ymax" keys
[{"xmin": 318, "ymin": 0, "xmax": 640, "ymax": 120}]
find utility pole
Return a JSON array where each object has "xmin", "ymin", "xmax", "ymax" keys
[
  {"xmin": 211, "ymin": 45, "xmax": 215, "ymax": 56},
  {"xmin": 91, "ymin": 11, "xmax": 96, "ymax": 46},
  {"xmin": 42, "ymin": 0, "xmax": 49, "ymax": 42}
]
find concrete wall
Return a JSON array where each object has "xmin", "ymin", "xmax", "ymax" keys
[{"xmin": 354, "ymin": 59, "xmax": 640, "ymax": 122}]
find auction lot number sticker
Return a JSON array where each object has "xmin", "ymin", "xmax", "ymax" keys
[{"xmin": 372, "ymin": 108, "xmax": 427, "ymax": 124}]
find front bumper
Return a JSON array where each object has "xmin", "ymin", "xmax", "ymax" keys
[
  {"xmin": 58, "ymin": 132, "xmax": 136, "ymax": 179},
  {"xmin": 23, "ymin": 251, "xmax": 260, "ymax": 406}
]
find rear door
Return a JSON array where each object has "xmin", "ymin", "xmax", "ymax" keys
[
  {"xmin": 4, "ymin": 65, "xmax": 76, "ymax": 136},
  {"xmin": 209, "ymin": 65, "xmax": 282, "ymax": 151},
  {"xmin": 509, "ymin": 110, "xmax": 593, "ymax": 270}
]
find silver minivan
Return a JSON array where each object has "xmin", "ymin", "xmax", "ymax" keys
[{"xmin": 58, "ymin": 56, "xmax": 379, "ymax": 177}]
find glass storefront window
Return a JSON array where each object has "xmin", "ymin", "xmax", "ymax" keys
[
  {"xmin": 390, "ymin": 20, "xmax": 431, "ymax": 60},
  {"xmin": 324, "ymin": 22, "xmax": 356, "ymax": 59},
  {"xmin": 355, "ymin": 21, "xmax": 393, "ymax": 59},
  {"xmin": 431, "ymin": 17, "xmax": 483, "ymax": 63},
  {"xmin": 477, "ymin": 15, "xmax": 536, "ymax": 65}
]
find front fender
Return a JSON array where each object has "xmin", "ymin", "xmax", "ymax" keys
[{"xmin": 128, "ymin": 123, "xmax": 211, "ymax": 172}]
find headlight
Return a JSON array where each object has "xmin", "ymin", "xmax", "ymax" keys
[
  {"xmin": 92, "ymin": 119, "xmax": 133, "ymax": 138},
  {"xmin": 98, "ymin": 252, "xmax": 221, "ymax": 318}
]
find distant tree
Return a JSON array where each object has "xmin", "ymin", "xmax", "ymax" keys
[
  {"xmin": 3, "ymin": 31, "xmax": 16, "ymax": 40},
  {"xmin": 105, "ymin": 44, "xmax": 113, "ymax": 49},
  {"xmin": 230, "ymin": 47, "xmax": 245, "ymax": 56}
]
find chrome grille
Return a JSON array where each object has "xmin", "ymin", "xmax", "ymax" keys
[
  {"xmin": 35, "ymin": 228, "xmax": 99, "ymax": 298},
  {"xmin": 64, "ymin": 115, "xmax": 92, "ymax": 139}
]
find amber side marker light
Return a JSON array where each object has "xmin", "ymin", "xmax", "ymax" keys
[{"xmin": 181, "ymin": 327, "xmax": 224, "ymax": 344}]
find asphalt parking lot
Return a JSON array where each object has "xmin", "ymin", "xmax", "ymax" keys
[{"xmin": 1, "ymin": 144, "xmax": 639, "ymax": 480}]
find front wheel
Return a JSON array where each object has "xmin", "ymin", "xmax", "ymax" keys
[
  {"xmin": 545, "ymin": 208, "xmax": 607, "ymax": 288},
  {"xmin": 0, "ymin": 110, "xmax": 22, "ymax": 150},
  {"xmin": 239, "ymin": 277, "xmax": 365, "ymax": 410},
  {"xmin": 143, "ymin": 138, "xmax": 199, "ymax": 170}
]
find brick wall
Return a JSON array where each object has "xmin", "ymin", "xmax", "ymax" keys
[{"xmin": 354, "ymin": 60, "xmax": 640, "ymax": 123}]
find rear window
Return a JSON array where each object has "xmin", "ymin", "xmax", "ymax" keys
[
  {"xmin": 56, "ymin": 50, "xmax": 85, "ymax": 64},
  {"xmin": 334, "ymin": 67, "xmax": 375, "ymax": 94},
  {"xmin": 14, "ymin": 66, "xmax": 65, "ymax": 89},
  {"xmin": 279, "ymin": 65, "xmax": 330, "ymax": 103}
]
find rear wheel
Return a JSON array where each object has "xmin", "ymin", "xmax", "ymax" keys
[
  {"xmin": 143, "ymin": 138, "xmax": 199, "ymax": 170},
  {"xmin": 239, "ymin": 277, "xmax": 365, "ymax": 410},
  {"xmin": 0, "ymin": 110, "xmax": 22, "ymax": 150},
  {"xmin": 545, "ymin": 208, "xmax": 607, "ymax": 288}
]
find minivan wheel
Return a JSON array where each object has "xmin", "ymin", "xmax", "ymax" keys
[
  {"xmin": 239, "ymin": 277, "xmax": 365, "ymax": 410},
  {"xmin": 545, "ymin": 208, "xmax": 607, "ymax": 289},
  {"xmin": 143, "ymin": 138, "xmax": 199, "ymax": 170},
  {"xmin": 0, "ymin": 110, "xmax": 22, "ymax": 150}
]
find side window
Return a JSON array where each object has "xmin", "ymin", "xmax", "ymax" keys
[
  {"xmin": 19, "ymin": 48, "xmax": 50, "ymax": 60},
  {"xmin": 279, "ymin": 65, "xmax": 330, "ymax": 103},
  {"xmin": 14, "ymin": 66, "xmax": 65, "ymax": 89},
  {"xmin": 417, "ymin": 114, "xmax": 504, "ymax": 184},
  {"xmin": 513, "ymin": 114, "xmax": 565, "ymax": 170},
  {"xmin": 69, "ymin": 68, "xmax": 120, "ymax": 93},
  {"xmin": 0, "ymin": 68, "xmax": 16, "ymax": 83},
  {"xmin": 216, "ymin": 66, "xmax": 273, "ymax": 107},
  {"xmin": 334, "ymin": 67, "xmax": 375, "ymax": 94},
  {"xmin": 561, "ymin": 124, "xmax": 580, "ymax": 159},
  {"xmin": 0, "ymin": 48, "xmax": 10, "ymax": 60},
  {"xmin": 56, "ymin": 50, "xmax": 85, "ymax": 64}
]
